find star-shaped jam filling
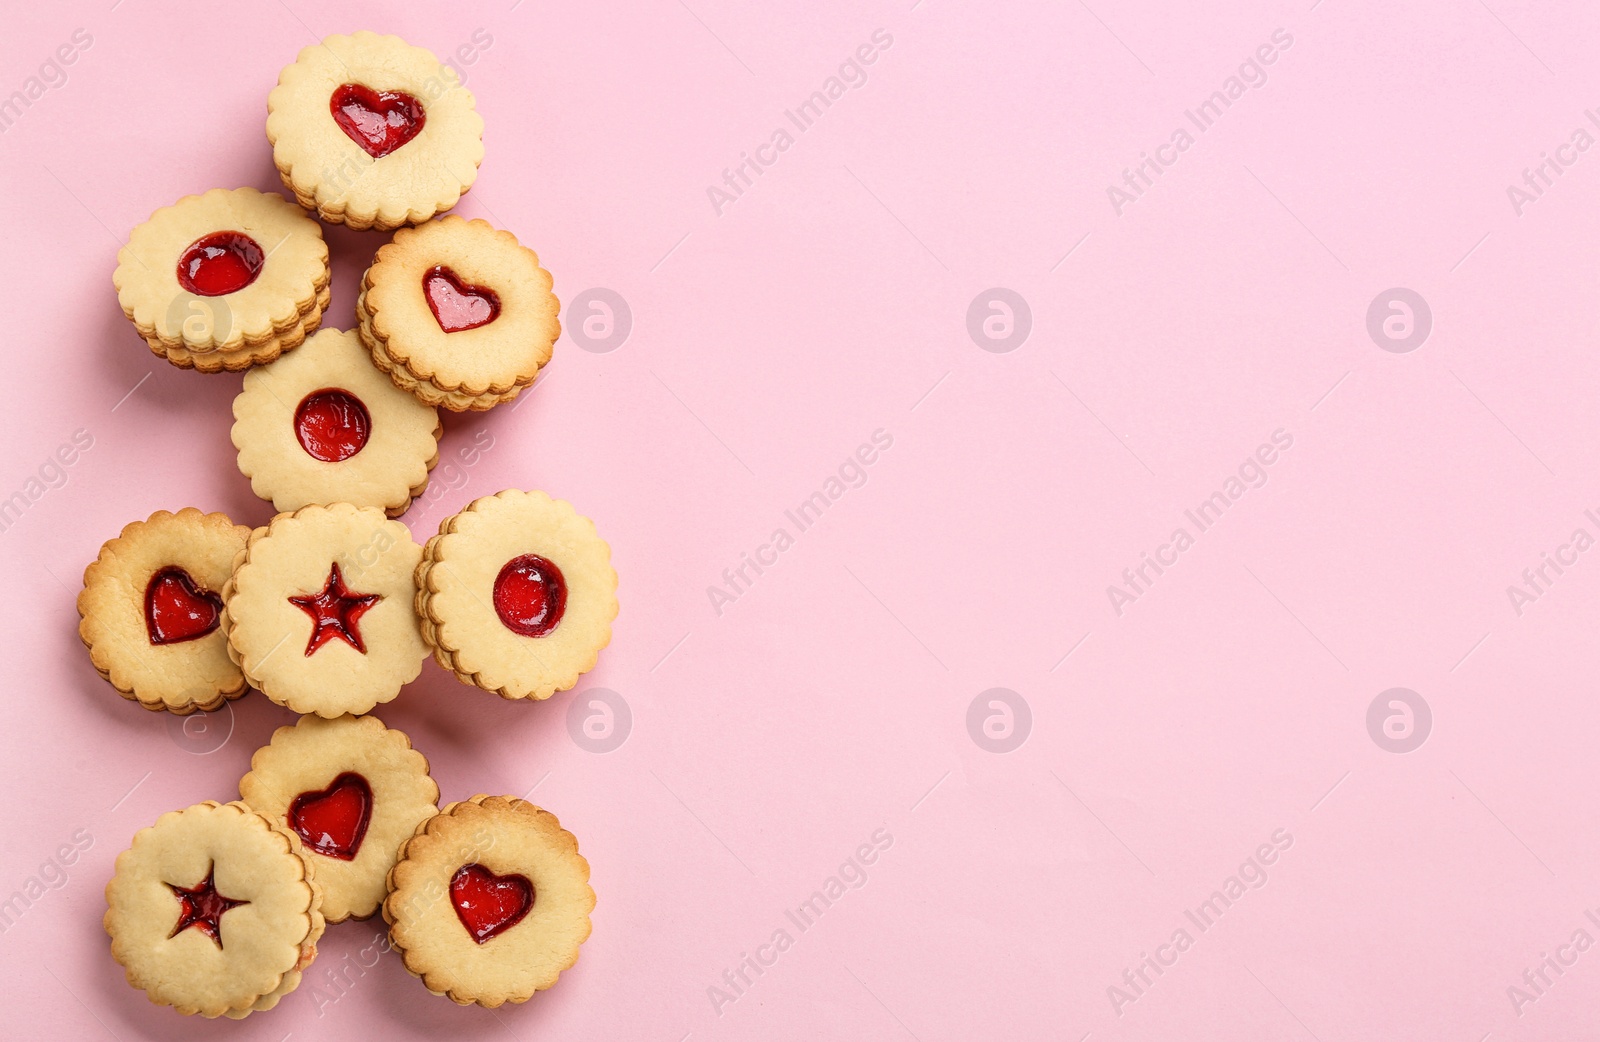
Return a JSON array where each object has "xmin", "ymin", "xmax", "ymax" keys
[
  {"xmin": 167, "ymin": 863, "xmax": 248, "ymax": 948},
  {"xmin": 288, "ymin": 562, "xmax": 381, "ymax": 655}
]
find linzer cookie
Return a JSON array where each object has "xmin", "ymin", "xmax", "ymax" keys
[
  {"xmin": 78, "ymin": 509, "xmax": 251, "ymax": 714},
  {"xmin": 416, "ymin": 491, "xmax": 617, "ymax": 700},
  {"xmin": 240, "ymin": 714, "xmax": 438, "ymax": 923},
  {"xmin": 357, "ymin": 216, "xmax": 559, "ymax": 411},
  {"xmin": 222, "ymin": 504, "xmax": 427, "ymax": 717},
  {"xmin": 104, "ymin": 800, "xmax": 324, "ymax": 1019},
  {"xmin": 232, "ymin": 327, "xmax": 442, "ymax": 517},
  {"xmin": 267, "ymin": 32, "xmax": 484, "ymax": 231},
  {"xmin": 114, "ymin": 188, "xmax": 329, "ymax": 370},
  {"xmin": 384, "ymin": 795, "xmax": 593, "ymax": 1006}
]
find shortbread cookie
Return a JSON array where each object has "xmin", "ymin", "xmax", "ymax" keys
[
  {"xmin": 222, "ymin": 504, "xmax": 427, "ymax": 717},
  {"xmin": 417, "ymin": 491, "xmax": 617, "ymax": 700},
  {"xmin": 104, "ymin": 800, "xmax": 324, "ymax": 1019},
  {"xmin": 150, "ymin": 286, "xmax": 330, "ymax": 374},
  {"xmin": 115, "ymin": 188, "xmax": 329, "ymax": 358},
  {"xmin": 79, "ymin": 509, "xmax": 252, "ymax": 714},
  {"xmin": 356, "ymin": 217, "xmax": 559, "ymax": 411},
  {"xmin": 240, "ymin": 714, "xmax": 438, "ymax": 923},
  {"xmin": 384, "ymin": 795, "xmax": 593, "ymax": 1006},
  {"xmin": 233, "ymin": 328, "xmax": 441, "ymax": 516},
  {"xmin": 268, "ymin": 32, "xmax": 484, "ymax": 231}
]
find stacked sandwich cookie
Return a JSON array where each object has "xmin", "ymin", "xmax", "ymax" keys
[
  {"xmin": 114, "ymin": 188, "xmax": 330, "ymax": 373},
  {"xmin": 268, "ymin": 31, "xmax": 484, "ymax": 231},
  {"xmin": 358, "ymin": 216, "xmax": 560, "ymax": 411},
  {"xmin": 232, "ymin": 328, "xmax": 443, "ymax": 517}
]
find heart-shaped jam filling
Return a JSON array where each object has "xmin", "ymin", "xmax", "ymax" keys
[
  {"xmin": 288, "ymin": 772, "xmax": 373, "ymax": 861},
  {"xmin": 294, "ymin": 388, "xmax": 371, "ymax": 462},
  {"xmin": 450, "ymin": 863, "xmax": 534, "ymax": 944},
  {"xmin": 330, "ymin": 83, "xmax": 426, "ymax": 158},
  {"xmin": 176, "ymin": 231, "xmax": 264, "ymax": 297},
  {"xmin": 288, "ymin": 563, "xmax": 381, "ymax": 656},
  {"xmin": 493, "ymin": 554, "xmax": 567, "ymax": 637},
  {"xmin": 145, "ymin": 567, "xmax": 223, "ymax": 646},
  {"xmin": 167, "ymin": 864, "xmax": 248, "ymax": 948},
  {"xmin": 423, "ymin": 266, "xmax": 501, "ymax": 333}
]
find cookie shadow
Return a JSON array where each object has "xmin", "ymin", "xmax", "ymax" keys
[
  {"xmin": 94, "ymin": 282, "xmax": 241, "ymax": 422},
  {"xmin": 374, "ymin": 659, "xmax": 568, "ymax": 803},
  {"xmin": 64, "ymin": 891, "xmax": 224, "ymax": 1042},
  {"xmin": 360, "ymin": 931, "xmax": 584, "ymax": 1037}
]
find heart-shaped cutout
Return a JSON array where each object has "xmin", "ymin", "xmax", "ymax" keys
[
  {"xmin": 424, "ymin": 266, "xmax": 502, "ymax": 333},
  {"xmin": 288, "ymin": 773, "xmax": 372, "ymax": 861},
  {"xmin": 144, "ymin": 567, "xmax": 223, "ymax": 646},
  {"xmin": 330, "ymin": 83, "xmax": 426, "ymax": 158},
  {"xmin": 450, "ymin": 863, "xmax": 534, "ymax": 943}
]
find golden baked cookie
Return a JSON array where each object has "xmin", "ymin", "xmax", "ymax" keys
[
  {"xmin": 104, "ymin": 800, "xmax": 324, "ymax": 1019},
  {"xmin": 356, "ymin": 217, "xmax": 559, "ymax": 411},
  {"xmin": 240, "ymin": 714, "xmax": 439, "ymax": 924},
  {"xmin": 384, "ymin": 795, "xmax": 593, "ymax": 1006},
  {"xmin": 416, "ymin": 490, "xmax": 617, "ymax": 700},
  {"xmin": 151, "ymin": 286, "xmax": 330, "ymax": 374},
  {"xmin": 232, "ymin": 327, "xmax": 441, "ymax": 517},
  {"xmin": 78, "ymin": 508, "xmax": 251, "ymax": 714},
  {"xmin": 267, "ymin": 32, "xmax": 484, "ymax": 231},
  {"xmin": 222, "ymin": 504, "xmax": 427, "ymax": 717},
  {"xmin": 114, "ymin": 188, "xmax": 329, "ymax": 361}
]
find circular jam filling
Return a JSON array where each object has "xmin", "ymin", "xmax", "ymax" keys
[
  {"xmin": 175, "ymin": 231, "xmax": 264, "ymax": 297},
  {"xmin": 423, "ymin": 266, "xmax": 502, "ymax": 332},
  {"xmin": 144, "ymin": 566, "xmax": 223, "ymax": 646},
  {"xmin": 294, "ymin": 388, "xmax": 371, "ymax": 462},
  {"xmin": 492, "ymin": 554, "xmax": 567, "ymax": 637},
  {"xmin": 330, "ymin": 83, "xmax": 426, "ymax": 158}
]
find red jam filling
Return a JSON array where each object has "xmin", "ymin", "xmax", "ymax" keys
[
  {"xmin": 423, "ymin": 266, "xmax": 501, "ymax": 333},
  {"xmin": 144, "ymin": 567, "xmax": 223, "ymax": 646},
  {"xmin": 294, "ymin": 388, "xmax": 371, "ymax": 462},
  {"xmin": 492, "ymin": 554, "xmax": 567, "ymax": 637},
  {"xmin": 288, "ymin": 563, "xmax": 381, "ymax": 655},
  {"xmin": 176, "ymin": 231, "xmax": 264, "ymax": 297},
  {"xmin": 167, "ymin": 865, "xmax": 248, "ymax": 948},
  {"xmin": 330, "ymin": 83, "xmax": 426, "ymax": 158},
  {"xmin": 450, "ymin": 864, "xmax": 534, "ymax": 944},
  {"xmin": 288, "ymin": 773, "xmax": 372, "ymax": 861}
]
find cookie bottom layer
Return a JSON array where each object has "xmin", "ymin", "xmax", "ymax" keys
[
  {"xmin": 356, "ymin": 289, "xmax": 532, "ymax": 411},
  {"xmin": 149, "ymin": 288, "xmax": 330, "ymax": 373},
  {"xmin": 277, "ymin": 161, "xmax": 473, "ymax": 233}
]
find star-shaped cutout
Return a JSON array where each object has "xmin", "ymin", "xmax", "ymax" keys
[
  {"xmin": 288, "ymin": 562, "xmax": 381, "ymax": 655},
  {"xmin": 167, "ymin": 863, "xmax": 248, "ymax": 948}
]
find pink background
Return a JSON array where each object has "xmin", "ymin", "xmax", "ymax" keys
[{"xmin": 3, "ymin": 0, "xmax": 1600, "ymax": 1037}]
